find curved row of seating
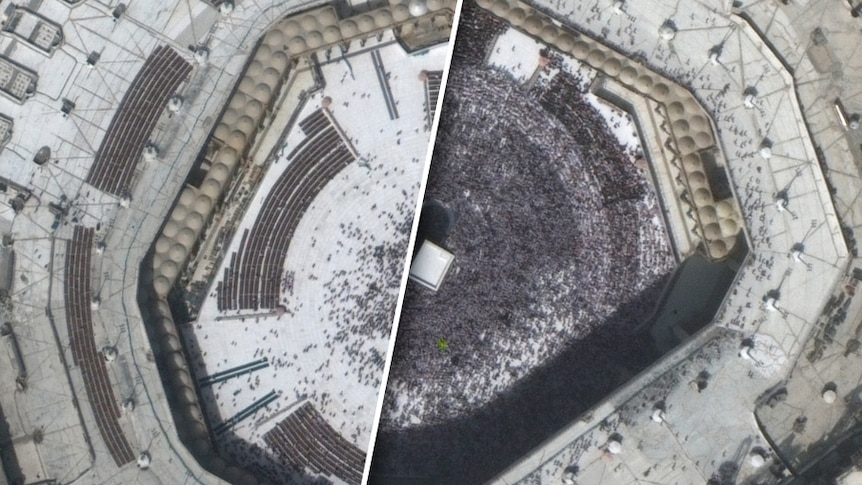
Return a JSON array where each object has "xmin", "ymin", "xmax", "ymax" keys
[
  {"xmin": 263, "ymin": 402, "xmax": 365, "ymax": 485},
  {"xmin": 86, "ymin": 45, "xmax": 192, "ymax": 196},
  {"xmin": 217, "ymin": 109, "xmax": 355, "ymax": 310},
  {"xmin": 65, "ymin": 226, "xmax": 135, "ymax": 467}
]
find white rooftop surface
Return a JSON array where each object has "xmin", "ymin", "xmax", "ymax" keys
[
  {"xmin": 409, "ymin": 240, "xmax": 454, "ymax": 291},
  {"xmin": 187, "ymin": 33, "xmax": 447, "ymax": 481},
  {"xmin": 489, "ymin": 0, "xmax": 853, "ymax": 483},
  {"xmin": 0, "ymin": 0, "xmax": 371, "ymax": 483}
]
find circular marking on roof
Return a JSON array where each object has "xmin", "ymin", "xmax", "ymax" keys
[
  {"xmin": 556, "ymin": 32, "xmax": 574, "ymax": 51},
  {"xmin": 246, "ymin": 60, "xmax": 264, "ymax": 77},
  {"xmin": 619, "ymin": 66, "xmax": 638, "ymax": 84},
  {"xmin": 306, "ymin": 31, "xmax": 324, "ymax": 49},
  {"xmin": 262, "ymin": 67, "xmax": 281, "ymax": 87},
  {"xmin": 301, "ymin": 15, "xmax": 320, "ymax": 31},
  {"xmin": 720, "ymin": 218, "xmax": 738, "ymax": 237},
  {"xmin": 524, "ymin": 16, "xmax": 543, "ymax": 35},
  {"xmin": 693, "ymin": 187, "xmax": 712, "ymax": 206},
  {"xmin": 358, "ymin": 15, "xmax": 376, "ymax": 32},
  {"xmin": 393, "ymin": 4, "xmax": 411, "ymax": 21},
  {"xmin": 695, "ymin": 131, "xmax": 713, "ymax": 148},
  {"xmin": 213, "ymin": 123, "xmax": 230, "ymax": 142},
  {"xmin": 171, "ymin": 204, "xmax": 187, "ymax": 222},
  {"xmin": 227, "ymin": 130, "xmax": 247, "ymax": 151},
  {"xmin": 492, "ymin": 0, "xmax": 510, "ymax": 17},
  {"xmin": 169, "ymin": 243, "xmax": 188, "ymax": 262},
  {"xmin": 153, "ymin": 275, "xmax": 172, "ymax": 297},
  {"xmin": 709, "ymin": 239, "xmax": 727, "ymax": 257},
  {"xmin": 264, "ymin": 30, "xmax": 284, "ymax": 48},
  {"xmin": 602, "ymin": 57, "xmax": 622, "ymax": 76},
  {"xmin": 163, "ymin": 220, "xmax": 179, "ymax": 238},
  {"xmin": 202, "ymin": 179, "xmax": 222, "ymax": 199},
  {"xmin": 160, "ymin": 260, "xmax": 179, "ymax": 279},
  {"xmin": 318, "ymin": 9, "xmax": 337, "ymax": 25},
  {"xmin": 716, "ymin": 200, "xmax": 734, "ymax": 218},
  {"xmin": 587, "ymin": 49, "xmax": 606, "ymax": 68},
  {"xmin": 678, "ymin": 135, "xmax": 696, "ymax": 153},
  {"xmin": 287, "ymin": 36, "xmax": 307, "ymax": 54},
  {"xmin": 195, "ymin": 193, "xmax": 215, "ymax": 213},
  {"xmin": 271, "ymin": 50, "xmax": 289, "ymax": 71},
  {"xmin": 672, "ymin": 118, "xmax": 689, "ymax": 133},
  {"xmin": 687, "ymin": 169, "xmax": 706, "ymax": 187},
  {"xmin": 507, "ymin": 7, "xmax": 526, "ymax": 26},
  {"xmin": 683, "ymin": 153, "xmax": 702, "ymax": 171},
  {"xmin": 216, "ymin": 148, "xmax": 239, "ymax": 167},
  {"xmin": 323, "ymin": 25, "xmax": 341, "ymax": 43},
  {"xmin": 375, "ymin": 8, "xmax": 394, "ymax": 24},
  {"xmin": 635, "ymin": 74, "xmax": 653, "ymax": 92},
  {"xmin": 282, "ymin": 20, "xmax": 301, "ymax": 37},
  {"xmin": 690, "ymin": 114, "xmax": 708, "ymax": 131},
  {"xmin": 255, "ymin": 44, "xmax": 272, "ymax": 62},
  {"xmin": 176, "ymin": 227, "xmax": 196, "ymax": 247},
  {"xmin": 340, "ymin": 20, "xmax": 358, "ymax": 37},
  {"xmin": 239, "ymin": 76, "xmax": 256, "ymax": 93},
  {"xmin": 540, "ymin": 25, "xmax": 558, "ymax": 44},
  {"xmin": 704, "ymin": 222, "xmax": 722, "ymax": 240},
  {"xmin": 651, "ymin": 83, "xmax": 670, "ymax": 101},
  {"xmin": 698, "ymin": 205, "xmax": 717, "ymax": 224},
  {"xmin": 245, "ymin": 99, "xmax": 264, "ymax": 120},
  {"xmin": 571, "ymin": 41, "xmax": 590, "ymax": 60},
  {"xmin": 155, "ymin": 236, "xmax": 171, "ymax": 253},
  {"xmin": 667, "ymin": 100, "xmax": 685, "ymax": 117},
  {"xmin": 185, "ymin": 211, "xmax": 205, "ymax": 232}
]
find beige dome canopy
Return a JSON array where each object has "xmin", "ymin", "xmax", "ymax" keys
[
  {"xmin": 153, "ymin": 275, "xmax": 172, "ymax": 297},
  {"xmin": 507, "ymin": 7, "xmax": 527, "ymax": 25},
  {"xmin": 159, "ymin": 260, "xmax": 179, "ymax": 279},
  {"xmin": 163, "ymin": 220, "xmax": 180, "ymax": 238},
  {"xmin": 340, "ymin": 20, "xmax": 359, "ymax": 37},
  {"xmin": 281, "ymin": 20, "xmax": 301, "ymax": 37},
  {"xmin": 693, "ymin": 187, "xmax": 712, "ymax": 206},
  {"xmin": 357, "ymin": 15, "xmax": 376, "ymax": 33},
  {"xmin": 301, "ymin": 15, "xmax": 320, "ymax": 31},
  {"xmin": 185, "ymin": 211, "xmax": 205, "ymax": 231}
]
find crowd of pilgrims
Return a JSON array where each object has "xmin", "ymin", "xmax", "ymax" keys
[{"xmin": 372, "ymin": 2, "xmax": 676, "ymax": 483}]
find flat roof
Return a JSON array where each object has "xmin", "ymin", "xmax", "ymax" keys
[{"xmin": 409, "ymin": 240, "xmax": 454, "ymax": 291}]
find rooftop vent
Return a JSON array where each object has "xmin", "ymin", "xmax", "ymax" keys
[
  {"xmin": 61, "ymin": 98, "xmax": 75, "ymax": 116},
  {"xmin": 112, "ymin": 4, "xmax": 127, "ymax": 21},
  {"xmin": 86, "ymin": 51, "xmax": 100, "ymax": 67}
]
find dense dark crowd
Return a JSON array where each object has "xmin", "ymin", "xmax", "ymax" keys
[{"xmin": 371, "ymin": 3, "xmax": 676, "ymax": 483}]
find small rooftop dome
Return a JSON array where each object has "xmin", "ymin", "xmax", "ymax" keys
[{"xmin": 409, "ymin": 0, "xmax": 429, "ymax": 16}]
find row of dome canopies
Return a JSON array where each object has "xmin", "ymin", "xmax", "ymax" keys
[
  {"xmin": 475, "ymin": 0, "xmax": 743, "ymax": 260},
  {"xmin": 140, "ymin": 295, "xmax": 261, "ymax": 483},
  {"xmin": 261, "ymin": 0, "xmax": 456, "ymax": 57}
]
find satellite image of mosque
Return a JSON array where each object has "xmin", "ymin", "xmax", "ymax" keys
[
  {"xmin": 1, "ymin": 0, "xmax": 862, "ymax": 485},
  {"xmin": 0, "ymin": 0, "xmax": 453, "ymax": 484}
]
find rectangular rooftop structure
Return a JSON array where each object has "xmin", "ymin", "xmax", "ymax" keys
[
  {"xmin": 2, "ymin": 7, "xmax": 63, "ymax": 54},
  {"xmin": 0, "ymin": 56, "xmax": 36, "ymax": 103},
  {"xmin": 409, "ymin": 240, "xmax": 454, "ymax": 292}
]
